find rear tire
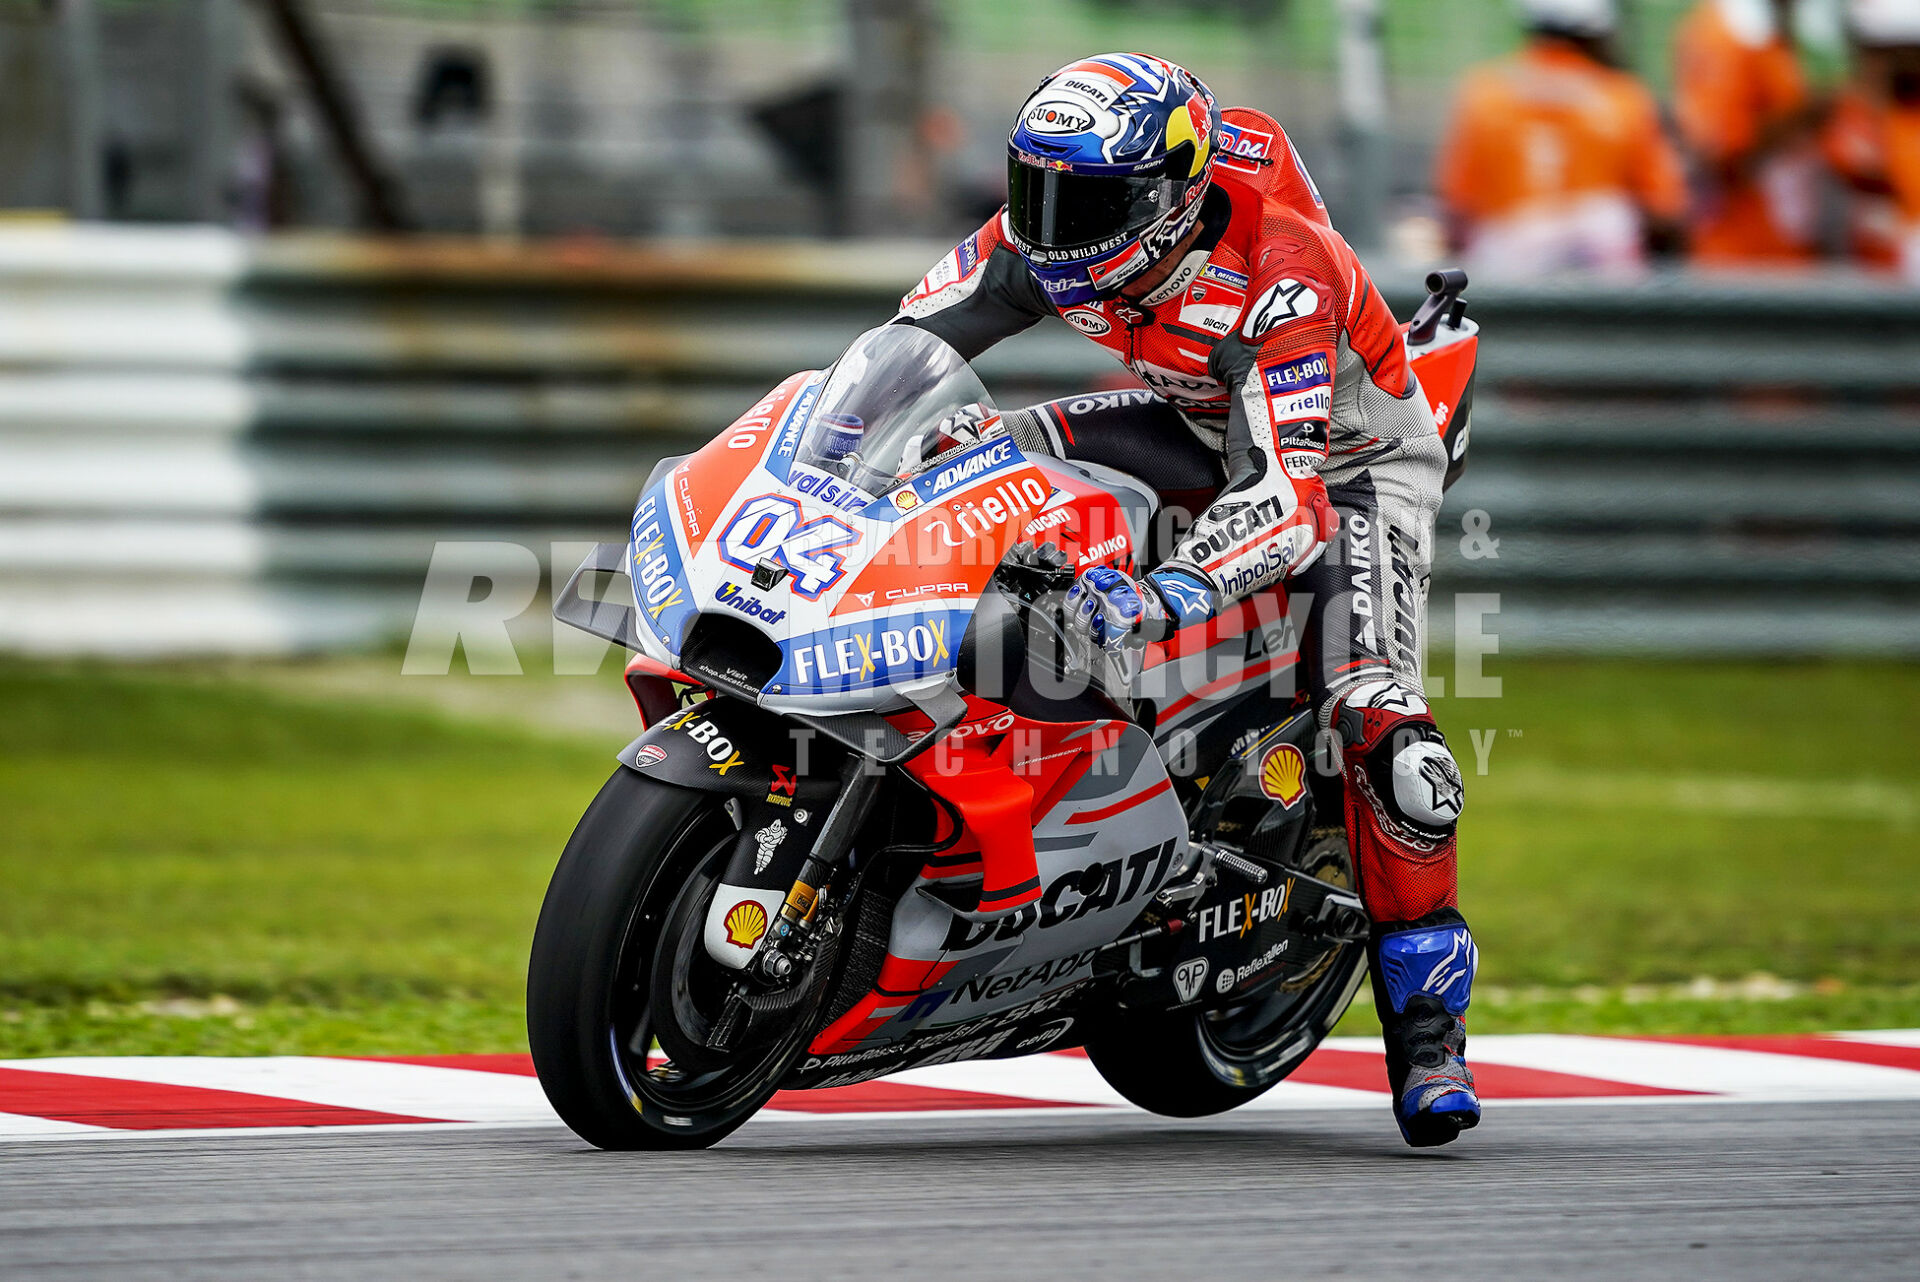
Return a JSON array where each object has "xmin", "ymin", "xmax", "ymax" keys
[
  {"xmin": 1084, "ymin": 944, "xmax": 1366, "ymax": 1117},
  {"xmin": 1084, "ymin": 830, "xmax": 1369, "ymax": 1117},
  {"xmin": 526, "ymin": 768, "xmax": 810, "ymax": 1150}
]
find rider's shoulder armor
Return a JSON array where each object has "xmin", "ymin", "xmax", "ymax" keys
[{"xmin": 1212, "ymin": 108, "xmax": 1330, "ymax": 230}]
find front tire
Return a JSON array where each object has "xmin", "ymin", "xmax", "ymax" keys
[{"xmin": 526, "ymin": 768, "xmax": 810, "ymax": 1150}]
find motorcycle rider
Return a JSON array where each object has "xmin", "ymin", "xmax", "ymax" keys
[{"xmin": 892, "ymin": 53, "xmax": 1478, "ymax": 1148}]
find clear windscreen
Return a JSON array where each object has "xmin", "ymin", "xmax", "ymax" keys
[{"xmin": 794, "ymin": 325, "xmax": 997, "ymax": 495}]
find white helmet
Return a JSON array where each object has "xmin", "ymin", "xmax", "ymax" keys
[
  {"xmin": 1519, "ymin": 0, "xmax": 1619, "ymax": 37},
  {"xmin": 1849, "ymin": 0, "xmax": 1920, "ymax": 44}
]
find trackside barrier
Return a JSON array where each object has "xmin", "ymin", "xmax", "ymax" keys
[{"xmin": 2, "ymin": 225, "xmax": 1916, "ymax": 655}]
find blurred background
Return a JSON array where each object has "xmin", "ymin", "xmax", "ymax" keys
[{"xmin": 0, "ymin": 0, "xmax": 1915, "ymax": 1058}]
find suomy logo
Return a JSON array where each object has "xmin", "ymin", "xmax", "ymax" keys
[
  {"xmin": 1063, "ymin": 308, "xmax": 1112, "ymax": 336},
  {"xmin": 1025, "ymin": 100, "xmax": 1096, "ymax": 135}
]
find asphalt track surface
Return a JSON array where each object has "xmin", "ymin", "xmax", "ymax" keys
[{"xmin": 4, "ymin": 1101, "xmax": 1915, "ymax": 1281}]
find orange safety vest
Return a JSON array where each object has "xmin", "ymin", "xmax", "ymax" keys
[
  {"xmin": 1672, "ymin": 0, "xmax": 1819, "ymax": 263},
  {"xmin": 1436, "ymin": 39, "xmax": 1688, "ymax": 228},
  {"xmin": 1823, "ymin": 87, "xmax": 1920, "ymax": 274}
]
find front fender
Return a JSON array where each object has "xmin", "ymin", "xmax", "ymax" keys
[{"xmin": 617, "ymin": 697, "xmax": 842, "ymax": 802}]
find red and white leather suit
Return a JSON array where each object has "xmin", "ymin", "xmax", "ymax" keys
[{"xmin": 896, "ymin": 110, "xmax": 1465, "ymax": 927}]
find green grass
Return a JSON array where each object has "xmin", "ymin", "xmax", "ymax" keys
[
  {"xmin": 1, "ymin": 656, "xmax": 1916, "ymax": 1057},
  {"xmin": 0, "ymin": 661, "xmax": 623, "ymax": 1056},
  {"xmin": 1448, "ymin": 659, "xmax": 1920, "ymax": 992}
]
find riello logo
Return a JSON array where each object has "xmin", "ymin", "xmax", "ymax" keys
[{"xmin": 926, "ymin": 475, "xmax": 1054, "ymax": 547}]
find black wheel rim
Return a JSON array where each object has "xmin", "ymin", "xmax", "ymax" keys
[
  {"xmin": 600, "ymin": 800, "xmax": 816, "ymax": 1127},
  {"xmin": 1196, "ymin": 830, "xmax": 1366, "ymax": 1082},
  {"xmin": 1199, "ymin": 946, "xmax": 1359, "ymax": 1061}
]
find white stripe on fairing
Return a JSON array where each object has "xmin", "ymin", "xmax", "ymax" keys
[
  {"xmin": 0, "ymin": 1111, "xmax": 105, "ymax": 1136},
  {"xmin": 0, "ymin": 1058, "xmax": 559, "ymax": 1125},
  {"xmin": 1830, "ymin": 1029, "xmax": 1920, "ymax": 1049},
  {"xmin": 1358, "ymin": 1034, "xmax": 1920, "ymax": 1100}
]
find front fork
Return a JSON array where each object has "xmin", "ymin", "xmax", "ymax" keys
[{"xmin": 698, "ymin": 755, "xmax": 884, "ymax": 1053}]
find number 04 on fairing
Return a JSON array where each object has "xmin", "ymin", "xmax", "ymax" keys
[{"xmin": 529, "ymin": 316, "xmax": 1477, "ymax": 1149}]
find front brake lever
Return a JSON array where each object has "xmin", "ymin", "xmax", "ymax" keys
[{"xmin": 994, "ymin": 540, "xmax": 1078, "ymax": 603}]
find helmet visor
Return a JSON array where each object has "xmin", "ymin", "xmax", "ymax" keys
[{"xmin": 1006, "ymin": 158, "xmax": 1182, "ymax": 252}]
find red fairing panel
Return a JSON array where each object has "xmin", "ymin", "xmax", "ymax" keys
[
  {"xmin": 807, "ymin": 707, "xmax": 1186, "ymax": 1059},
  {"xmin": 1408, "ymin": 332, "xmax": 1478, "ymax": 444}
]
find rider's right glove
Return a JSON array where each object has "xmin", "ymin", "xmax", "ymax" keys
[
  {"xmin": 1065, "ymin": 566, "xmax": 1159, "ymax": 654},
  {"xmin": 1065, "ymin": 564, "xmax": 1218, "ymax": 654}
]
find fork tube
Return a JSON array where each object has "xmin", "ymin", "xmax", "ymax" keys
[{"xmin": 773, "ymin": 754, "xmax": 882, "ymax": 933}]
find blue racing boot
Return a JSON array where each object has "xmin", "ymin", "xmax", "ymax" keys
[{"xmin": 1371, "ymin": 909, "xmax": 1481, "ymax": 1148}]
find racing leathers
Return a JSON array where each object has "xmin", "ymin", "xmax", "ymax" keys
[
  {"xmin": 896, "ymin": 110, "xmax": 1464, "ymax": 924},
  {"xmin": 896, "ymin": 110, "xmax": 1478, "ymax": 1141},
  {"xmin": 890, "ymin": 110, "xmax": 1474, "ymax": 1143}
]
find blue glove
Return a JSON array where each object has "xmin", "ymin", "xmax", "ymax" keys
[
  {"xmin": 1066, "ymin": 566, "xmax": 1157, "ymax": 653},
  {"xmin": 1066, "ymin": 565, "xmax": 1221, "ymax": 653},
  {"xmin": 1142, "ymin": 565, "xmax": 1218, "ymax": 633}
]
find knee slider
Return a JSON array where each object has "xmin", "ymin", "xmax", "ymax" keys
[
  {"xmin": 1334, "ymin": 681, "xmax": 1464, "ymax": 842},
  {"xmin": 1387, "ymin": 734, "xmax": 1464, "ymax": 838}
]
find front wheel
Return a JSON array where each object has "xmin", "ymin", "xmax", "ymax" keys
[{"xmin": 526, "ymin": 768, "xmax": 814, "ymax": 1149}]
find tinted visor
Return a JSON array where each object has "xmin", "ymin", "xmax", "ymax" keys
[{"xmin": 1006, "ymin": 158, "xmax": 1183, "ymax": 251}]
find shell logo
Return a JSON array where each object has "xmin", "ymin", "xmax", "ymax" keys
[
  {"xmin": 723, "ymin": 900, "xmax": 769, "ymax": 949},
  {"xmin": 1258, "ymin": 743, "xmax": 1307, "ymax": 806}
]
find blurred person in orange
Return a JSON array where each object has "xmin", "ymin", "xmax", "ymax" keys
[
  {"xmin": 1673, "ymin": 0, "xmax": 1826, "ymax": 264},
  {"xmin": 1435, "ymin": 0, "xmax": 1688, "ymax": 275},
  {"xmin": 1822, "ymin": 0, "xmax": 1920, "ymax": 280}
]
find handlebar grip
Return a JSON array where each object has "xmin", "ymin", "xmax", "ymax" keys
[{"xmin": 1408, "ymin": 268, "xmax": 1470, "ymax": 345}]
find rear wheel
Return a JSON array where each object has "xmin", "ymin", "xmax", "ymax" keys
[
  {"xmin": 526, "ymin": 768, "xmax": 817, "ymax": 1149},
  {"xmin": 1083, "ymin": 830, "xmax": 1368, "ymax": 1117}
]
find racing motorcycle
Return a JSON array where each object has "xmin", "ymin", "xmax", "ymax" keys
[{"xmin": 529, "ymin": 272, "xmax": 1479, "ymax": 1149}]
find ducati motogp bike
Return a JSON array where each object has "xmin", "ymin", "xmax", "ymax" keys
[{"xmin": 529, "ymin": 273, "xmax": 1479, "ymax": 1148}]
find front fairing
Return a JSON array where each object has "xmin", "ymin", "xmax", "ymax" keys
[{"xmin": 627, "ymin": 372, "xmax": 1062, "ymax": 717}]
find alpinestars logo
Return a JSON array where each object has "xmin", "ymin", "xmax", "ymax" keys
[
  {"xmin": 1150, "ymin": 571, "xmax": 1214, "ymax": 627},
  {"xmin": 1241, "ymin": 277, "xmax": 1322, "ymax": 340},
  {"xmin": 1423, "ymin": 930, "xmax": 1477, "ymax": 1001},
  {"xmin": 1172, "ymin": 958, "xmax": 1209, "ymax": 1003},
  {"xmin": 1419, "ymin": 755, "xmax": 1465, "ymax": 819}
]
